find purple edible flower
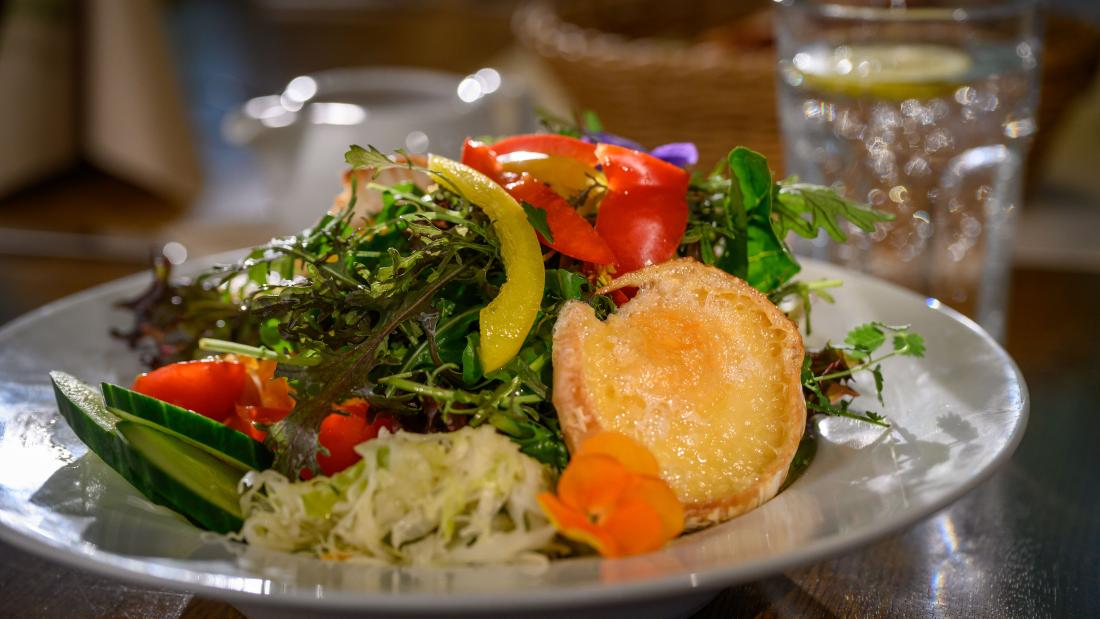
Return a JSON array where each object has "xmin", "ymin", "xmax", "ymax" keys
[
  {"xmin": 583, "ymin": 132, "xmax": 699, "ymax": 168},
  {"xmin": 649, "ymin": 142, "xmax": 699, "ymax": 168}
]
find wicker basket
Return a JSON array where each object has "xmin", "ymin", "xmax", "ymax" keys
[
  {"xmin": 515, "ymin": 1, "xmax": 1100, "ymax": 185},
  {"xmin": 1030, "ymin": 14, "xmax": 1100, "ymax": 187},
  {"xmin": 514, "ymin": 0, "xmax": 782, "ymax": 171}
]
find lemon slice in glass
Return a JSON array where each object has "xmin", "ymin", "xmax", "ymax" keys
[{"xmin": 795, "ymin": 43, "xmax": 973, "ymax": 100}]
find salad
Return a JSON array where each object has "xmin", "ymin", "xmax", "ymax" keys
[{"xmin": 50, "ymin": 113, "xmax": 924, "ymax": 566}]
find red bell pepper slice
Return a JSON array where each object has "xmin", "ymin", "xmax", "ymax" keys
[
  {"xmin": 595, "ymin": 143, "xmax": 691, "ymax": 192},
  {"xmin": 132, "ymin": 360, "xmax": 248, "ymax": 422},
  {"xmin": 503, "ymin": 175, "xmax": 616, "ymax": 265},
  {"xmin": 595, "ymin": 187, "xmax": 688, "ymax": 274},
  {"xmin": 461, "ymin": 137, "xmax": 690, "ymax": 274},
  {"xmin": 461, "ymin": 139, "xmax": 503, "ymax": 181},
  {"xmin": 316, "ymin": 399, "xmax": 397, "ymax": 476},
  {"xmin": 461, "ymin": 138, "xmax": 614, "ymax": 264},
  {"xmin": 594, "ymin": 144, "xmax": 689, "ymax": 274},
  {"xmin": 490, "ymin": 134, "xmax": 597, "ymax": 166}
]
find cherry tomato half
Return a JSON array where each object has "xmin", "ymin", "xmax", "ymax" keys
[
  {"xmin": 225, "ymin": 404, "xmax": 291, "ymax": 442},
  {"xmin": 316, "ymin": 399, "xmax": 397, "ymax": 477},
  {"xmin": 132, "ymin": 360, "xmax": 248, "ymax": 422}
]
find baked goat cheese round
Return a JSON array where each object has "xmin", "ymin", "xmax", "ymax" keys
[{"xmin": 552, "ymin": 259, "xmax": 806, "ymax": 530}]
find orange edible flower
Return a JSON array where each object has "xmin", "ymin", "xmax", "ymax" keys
[
  {"xmin": 538, "ymin": 431, "xmax": 684, "ymax": 558},
  {"xmin": 222, "ymin": 355, "xmax": 296, "ymax": 441},
  {"xmin": 231, "ymin": 355, "xmax": 296, "ymax": 411}
]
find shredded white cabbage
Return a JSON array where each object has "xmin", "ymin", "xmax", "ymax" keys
[{"xmin": 236, "ymin": 425, "xmax": 557, "ymax": 566}]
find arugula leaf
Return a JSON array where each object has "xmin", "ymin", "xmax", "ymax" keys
[
  {"xmin": 490, "ymin": 411, "xmax": 569, "ymax": 470},
  {"xmin": 345, "ymin": 144, "xmax": 403, "ymax": 170},
  {"xmin": 520, "ymin": 200, "xmax": 555, "ymax": 243},
  {"xmin": 774, "ymin": 181, "xmax": 894, "ymax": 242}
]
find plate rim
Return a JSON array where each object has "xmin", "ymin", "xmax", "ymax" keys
[{"xmin": 0, "ymin": 255, "xmax": 1030, "ymax": 611}]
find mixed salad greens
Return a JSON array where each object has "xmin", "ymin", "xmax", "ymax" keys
[{"xmin": 54, "ymin": 113, "xmax": 924, "ymax": 565}]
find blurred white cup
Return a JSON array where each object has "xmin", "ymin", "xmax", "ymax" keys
[{"xmin": 224, "ymin": 66, "xmax": 532, "ymax": 232}]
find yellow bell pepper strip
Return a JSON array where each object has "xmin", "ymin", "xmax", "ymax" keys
[
  {"xmin": 428, "ymin": 154, "xmax": 546, "ymax": 374},
  {"xmin": 500, "ymin": 154, "xmax": 606, "ymax": 206}
]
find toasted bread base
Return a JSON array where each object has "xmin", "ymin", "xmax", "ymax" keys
[{"xmin": 552, "ymin": 259, "xmax": 806, "ymax": 530}]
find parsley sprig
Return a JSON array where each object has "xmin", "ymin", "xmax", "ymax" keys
[{"xmin": 802, "ymin": 322, "xmax": 926, "ymax": 427}]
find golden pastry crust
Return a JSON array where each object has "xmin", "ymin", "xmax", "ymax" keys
[{"xmin": 552, "ymin": 259, "xmax": 806, "ymax": 529}]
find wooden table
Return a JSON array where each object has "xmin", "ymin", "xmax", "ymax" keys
[{"xmin": 0, "ymin": 168, "xmax": 1097, "ymax": 617}]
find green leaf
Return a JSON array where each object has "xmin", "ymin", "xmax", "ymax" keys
[
  {"xmin": 520, "ymin": 201, "xmax": 554, "ymax": 243},
  {"xmin": 863, "ymin": 411, "xmax": 888, "ymax": 425},
  {"xmin": 259, "ymin": 318, "xmax": 292, "ymax": 354},
  {"xmin": 462, "ymin": 332, "xmax": 482, "ymax": 385},
  {"xmin": 345, "ymin": 144, "xmax": 395, "ymax": 169},
  {"xmin": 721, "ymin": 148, "xmax": 800, "ymax": 292},
  {"xmin": 490, "ymin": 412, "xmax": 569, "ymax": 470},
  {"xmin": 845, "ymin": 322, "xmax": 887, "ymax": 358},
  {"xmin": 499, "ymin": 354, "xmax": 549, "ymax": 401},
  {"xmin": 729, "ymin": 147, "xmax": 772, "ymax": 210},
  {"xmin": 767, "ymin": 278, "xmax": 842, "ymax": 336},
  {"xmin": 714, "ymin": 152, "xmax": 749, "ymax": 279},
  {"xmin": 773, "ymin": 182, "xmax": 894, "ymax": 243},
  {"xmin": 544, "ymin": 268, "xmax": 587, "ymax": 301},
  {"xmin": 581, "ymin": 110, "xmax": 604, "ymax": 133},
  {"xmin": 746, "ymin": 221, "xmax": 800, "ymax": 293},
  {"xmin": 535, "ymin": 108, "xmax": 583, "ymax": 137},
  {"xmin": 871, "ymin": 364, "xmax": 885, "ymax": 405},
  {"xmin": 780, "ymin": 432, "xmax": 817, "ymax": 492},
  {"xmin": 247, "ymin": 261, "xmax": 269, "ymax": 286},
  {"xmin": 893, "ymin": 332, "xmax": 926, "ymax": 357}
]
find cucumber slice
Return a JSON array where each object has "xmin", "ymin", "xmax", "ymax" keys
[
  {"xmin": 107, "ymin": 405, "xmax": 251, "ymax": 472},
  {"xmin": 102, "ymin": 383, "xmax": 272, "ymax": 471},
  {"xmin": 50, "ymin": 372, "xmax": 244, "ymax": 534},
  {"xmin": 50, "ymin": 371, "xmax": 128, "ymax": 478},
  {"xmin": 116, "ymin": 421, "xmax": 244, "ymax": 532}
]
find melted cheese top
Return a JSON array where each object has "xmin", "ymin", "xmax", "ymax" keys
[{"xmin": 579, "ymin": 279, "xmax": 794, "ymax": 504}]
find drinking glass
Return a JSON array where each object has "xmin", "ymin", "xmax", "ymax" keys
[{"xmin": 774, "ymin": 0, "xmax": 1042, "ymax": 340}]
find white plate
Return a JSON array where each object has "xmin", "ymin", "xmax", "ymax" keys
[{"xmin": 0, "ymin": 256, "xmax": 1027, "ymax": 619}]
